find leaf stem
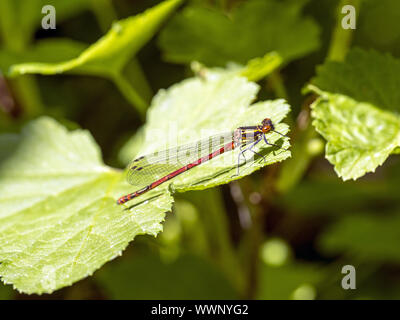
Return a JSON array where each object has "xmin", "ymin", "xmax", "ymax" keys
[
  {"xmin": 91, "ymin": 0, "xmax": 153, "ymax": 115},
  {"xmin": 122, "ymin": 59, "xmax": 153, "ymax": 106},
  {"xmin": 11, "ymin": 77, "xmax": 45, "ymax": 117},
  {"xmin": 0, "ymin": 1, "xmax": 44, "ymax": 118},
  {"xmin": 188, "ymin": 189, "xmax": 246, "ymax": 296},
  {"xmin": 216, "ymin": 0, "xmax": 228, "ymax": 11},
  {"xmin": 268, "ymin": 70, "xmax": 288, "ymax": 101},
  {"xmin": 112, "ymin": 73, "xmax": 148, "ymax": 118},
  {"xmin": 235, "ymin": 179, "xmax": 265, "ymax": 299},
  {"xmin": 276, "ymin": 117, "xmax": 322, "ymax": 193},
  {"xmin": 327, "ymin": 0, "xmax": 361, "ymax": 62}
]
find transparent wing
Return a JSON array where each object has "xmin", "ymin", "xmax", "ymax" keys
[{"xmin": 126, "ymin": 132, "xmax": 234, "ymax": 188}]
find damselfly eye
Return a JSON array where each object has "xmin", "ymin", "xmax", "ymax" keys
[
  {"xmin": 262, "ymin": 118, "xmax": 271, "ymax": 126},
  {"xmin": 261, "ymin": 118, "xmax": 274, "ymax": 132},
  {"xmin": 261, "ymin": 118, "xmax": 274, "ymax": 131}
]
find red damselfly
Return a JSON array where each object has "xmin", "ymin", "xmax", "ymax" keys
[{"xmin": 117, "ymin": 118, "xmax": 287, "ymax": 205}]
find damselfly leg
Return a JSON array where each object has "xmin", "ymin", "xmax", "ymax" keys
[
  {"xmin": 263, "ymin": 134, "xmax": 288, "ymax": 151},
  {"xmin": 232, "ymin": 137, "xmax": 263, "ymax": 178}
]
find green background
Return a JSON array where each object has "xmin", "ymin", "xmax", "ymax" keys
[{"xmin": 1, "ymin": 0, "xmax": 400, "ymax": 300}]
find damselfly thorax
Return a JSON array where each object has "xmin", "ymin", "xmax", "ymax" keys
[{"xmin": 233, "ymin": 118, "xmax": 275, "ymax": 148}]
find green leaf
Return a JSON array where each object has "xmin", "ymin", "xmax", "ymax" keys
[
  {"xmin": 0, "ymin": 117, "xmax": 172, "ymax": 294},
  {"xmin": 311, "ymin": 90, "xmax": 400, "ymax": 181},
  {"xmin": 319, "ymin": 213, "xmax": 400, "ymax": 263},
  {"xmin": 239, "ymin": 52, "xmax": 283, "ymax": 82},
  {"xmin": 6, "ymin": 0, "xmax": 184, "ymax": 113},
  {"xmin": 0, "ymin": 39, "xmax": 87, "ymax": 73},
  {"xmin": 312, "ymin": 48, "xmax": 400, "ymax": 113},
  {"xmin": 309, "ymin": 49, "xmax": 400, "ymax": 180},
  {"xmin": 158, "ymin": 0, "xmax": 320, "ymax": 66},
  {"xmin": 190, "ymin": 51, "xmax": 284, "ymax": 83},
  {"xmin": 96, "ymin": 252, "xmax": 237, "ymax": 299},
  {"xmin": 120, "ymin": 70, "xmax": 291, "ymax": 193},
  {"xmin": 9, "ymin": 0, "xmax": 182, "ymax": 75}
]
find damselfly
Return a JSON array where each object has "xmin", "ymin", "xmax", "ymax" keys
[{"xmin": 117, "ymin": 118, "xmax": 287, "ymax": 205}]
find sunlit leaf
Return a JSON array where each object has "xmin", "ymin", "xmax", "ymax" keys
[
  {"xmin": 309, "ymin": 49, "xmax": 400, "ymax": 180},
  {"xmin": 189, "ymin": 51, "xmax": 284, "ymax": 83},
  {"xmin": 240, "ymin": 52, "xmax": 283, "ymax": 82},
  {"xmin": 6, "ymin": 0, "xmax": 184, "ymax": 112},
  {"xmin": 0, "ymin": 117, "xmax": 172, "ymax": 294},
  {"xmin": 9, "ymin": 0, "xmax": 183, "ymax": 77},
  {"xmin": 311, "ymin": 89, "xmax": 400, "ymax": 180}
]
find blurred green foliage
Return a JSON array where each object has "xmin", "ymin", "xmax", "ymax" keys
[
  {"xmin": 158, "ymin": 0, "xmax": 320, "ymax": 66},
  {"xmin": 1, "ymin": 0, "xmax": 400, "ymax": 300},
  {"xmin": 0, "ymin": 283, "xmax": 14, "ymax": 300},
  {"xmin": 96, "ymin": 249, "xmax": 238, "ymax": 299}
]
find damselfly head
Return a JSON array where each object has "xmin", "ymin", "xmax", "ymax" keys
[{"xmin": 261, "ymin": 118, "xmax": 274, "ymax": 133}]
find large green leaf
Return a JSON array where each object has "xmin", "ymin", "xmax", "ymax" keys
[
  {"xmin": 311, "ymin": 90, "xmax": 400, "ymax": 181},
  {"xmin": 158, "ymin": 0, "xmax": 320, "ymax": 66},
  {"xmin": 6, "ymin": 0, "xmax": 184, "ymax": 113},
  {"xmin": 310, "ymin": 49, "xmax": 400, "ymax": 180},
  {"xmin": 119, "ymin": 69, "xmax": 291, "ymax": 193},
  {"xmin": 0, "ymin": 117, "xmax": 172, "ymax": 294}
]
